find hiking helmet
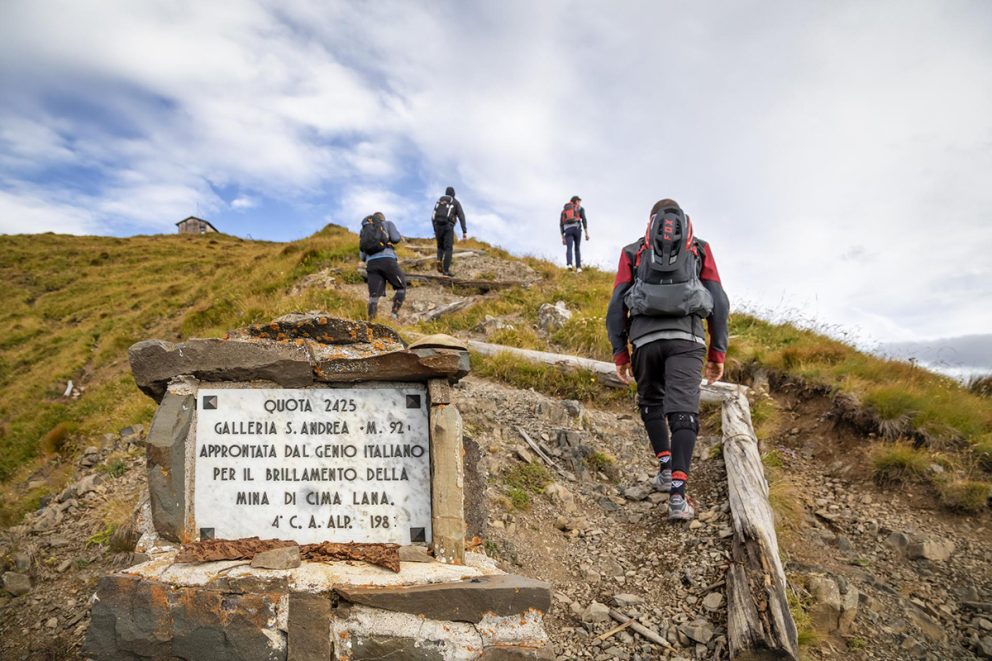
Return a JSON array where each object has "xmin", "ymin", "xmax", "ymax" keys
[{"xmin": 445, "ymin": 186, "xmax": 455, "ymax": 196}]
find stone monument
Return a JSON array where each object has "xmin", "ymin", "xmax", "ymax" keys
[{"xmin": 84, "ymin": 313, "xmax": 553, "ymax": 660}]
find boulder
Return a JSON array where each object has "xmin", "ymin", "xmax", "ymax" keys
[
  {"xmin": 978, "ymin": 635, "xmax": 992, "ymax": 658},
  {"xmin": 581, "ymin": 602, "xmax": 610, "ymax": 623},
  {"xmin": 536, "ymin": 301, "xmax": 572, "ymax": 332},
  {"xmin": 3, "ymin": 571, "xmax": 31, "ymax": 596},
  {"xmin": 244, "ymin": 312, "xmax": 403, "ymax": 347},
  {"xmin": 678, "ymin": 618, "xmax": 714, "ymax": 644},
  {"xmin": 808, "ymin": 575, "xmax": 858, "ymax": 634},
  {"xmin": 906, "ymin": 539, "xmax": 955, "ymax": 562},
  {"xmin": 544, "ymin": 483, "xmax": 577, "ymax": 514},
  {"xmin": 702, "ymin": 592, "xmax": 724, "ymax": 611},
  {"xmin": 613, "ymin": 593, "xmax": 644, "ymax": 608}
]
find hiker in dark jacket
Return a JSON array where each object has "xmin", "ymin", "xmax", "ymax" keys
[
  {"xmin": 359, "ymin": 212, "xmax": 406, "ymax": 320},
  {"xmin": 560, "ymin": 195, "xmax": 589, "ymax": 272},
  {"xmin": 432, "ymin": 186, "xmax": 467, "ymax": 277},
  {"xmin": 605, "ymin": 199, "xmax": 729, "ymax": 521}
]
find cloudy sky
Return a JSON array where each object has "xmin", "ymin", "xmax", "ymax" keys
[{"xmin": 1, "ymin": 0, "xmax": 990, "ymax": 350}]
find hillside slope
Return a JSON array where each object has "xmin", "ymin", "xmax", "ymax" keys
[
  {"xmin": 2, "ymin": 226, "xmax": 989, "ymax": 523},
  {"xmin": 1, "ymin": 226, "xmax": 991, "ymax": 659}
]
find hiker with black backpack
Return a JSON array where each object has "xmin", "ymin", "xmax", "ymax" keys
[
  {"xmin": 560, "ymin": 195, "xmax": 589, "ymax": 272},
  {"xmin": 605, "ymin": 199, "xmax": 729, "ymax": 521},
  {"xmin": 358, "ymin": 212, "xmax": 406, "ymax": 321},
  {"xmin": 432, "ymin": 186, "xmax": 467, "ymax": 277}
]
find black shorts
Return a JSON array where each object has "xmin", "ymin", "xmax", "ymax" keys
[
  {"xmin": 366, "ymin": 258, "xmax": 406, "ymax": 298},
  {"xmin": 631, "ymin": 339, "xmax": 705, "ymax": 415}
]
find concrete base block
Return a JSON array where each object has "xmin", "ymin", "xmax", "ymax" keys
[{"xmin": 84, "ymin": 551, "xmax": 553, "ymax": 660}]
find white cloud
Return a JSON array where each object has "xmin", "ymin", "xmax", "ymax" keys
[
  {"xmin": 0, "ymin": 188, "xmax": 103, "ymax": 235},
  {"xmin": 231, "ymin": 196, "xmax": 257, "ymax": 210}
]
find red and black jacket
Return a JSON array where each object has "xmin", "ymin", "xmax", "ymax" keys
[{"xmin": 605, "ymin": 235, "xmax": 729, "ymax": 366}]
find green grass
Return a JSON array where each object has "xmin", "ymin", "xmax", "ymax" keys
[
  {"xmin": 936, "ymin": 480, "xmax": 991, "ymax": 513},
  {"xmin": 0, "ymin": 225, "xmax": 366, "ymax": 522},
  {"xmin": 787, "ymin": 582, "xmax": 821, "ymax": 648},
  {"xmin": 507, "ymin": 487, "xmax": 531, "ymax": 510},
  {"xmin": 504, "ymin": 462, "xmax": 551, "ymax": 494},
  {"xmin": 585, "ymin": 450, "xmax": 615, "ymax": 474},
  {"xmin": 727, "ymin": 315, "xmax": 992, "ymax": 446},
  {"xmin": 973, "ymin": 434, "xmax": 992, "ymax": 472},
  {"xmin": 871, "ymin": 442, "xmax": 931, "ymax": 485}
]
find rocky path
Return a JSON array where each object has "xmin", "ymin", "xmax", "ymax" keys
[
  {"xmin": 0, "ymin": 429, "xmax": 148, "ymax": 659},
  {"xmin": 457, "ymin": 376, "xmax": 736, "ymax": 660}
]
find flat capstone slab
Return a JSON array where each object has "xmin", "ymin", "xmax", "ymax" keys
[
  {"xmin": 130, "ymin": 338, "xmax": 313, "ymax": 401},
  {"xmin": 336, "ymin": 574, "xmax": 553, "ymax": 623}
]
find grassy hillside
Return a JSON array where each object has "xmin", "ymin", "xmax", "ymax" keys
[{"xmin": 1, "ymin": 226, "xmax": 990, "ymax": 523}]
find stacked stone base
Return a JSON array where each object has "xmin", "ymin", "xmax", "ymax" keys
[{"xmin": 84, "ymin": 552, "xmax": 553, "ymax": 660}]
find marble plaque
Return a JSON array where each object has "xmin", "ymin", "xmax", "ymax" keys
[{"xmin": 193, "ymin": 386, "xmax": 431, "ymax": 545}]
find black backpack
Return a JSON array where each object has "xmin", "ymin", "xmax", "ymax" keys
[
  {"xmin": 359, "ymin": 215, "xmax": 390, "ymax": 255},
  {"xmin": 623, "ymin": 204, "xmax": 714, "ymax": 318},
  {"xmin": 432, "ymin": 195, "xmax": 456, "ymax": 224}
]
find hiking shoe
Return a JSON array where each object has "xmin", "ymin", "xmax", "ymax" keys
[
  {"xmin": 390, "ymin": 312, "xmax": 400, "ymax": 321},
  {"xmin": 576, "ymin": 267, "xmax": 583, "ymax": 273},
  {"xmin": 668, "ymin": 494, "xmax": 695, "ymax": 521},
  {"xmin": 566, "ymin": 265, "xmax": 574, "ymax": 271},
  {"xmin": 653, "ymin": 468, "xmax": 672, "ymax": 493}
]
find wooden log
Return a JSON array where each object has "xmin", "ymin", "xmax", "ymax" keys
[
  {"xmin": 463, "ymin": 338, "xmax": 742, "ymax": 402},
  {"xmin": 403, "ymin": 272, "xmax": 529, "ymax": 291},
  {"xmin": 722, "ymin": 392, "xmax": 799, "ymax": 660},
  {"xmin": 356, "ymin": 268, "xmax": 527, "ymax": 291},
  {"xmin": 607, "ymin": 609, "xmax": 675, "ymax": 651},
  {"xmin": 430, "ymin": 401, "xmax": 466, "ymax": 565},
  {"xmin": 515, "ymin": 426, "xmax": 563, "ymax": 473},
  {"xmin": 414, "ymin": 299, "xmax": 473, "ymax": 323}
]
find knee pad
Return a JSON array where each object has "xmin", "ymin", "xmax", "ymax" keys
[
  {"xmin": 640, "ymin": 405, "xmax": 666, "ymax": 424},
  {"xmin": 667, "ymin": 412, "xmax": 699, "ymax": 434}
]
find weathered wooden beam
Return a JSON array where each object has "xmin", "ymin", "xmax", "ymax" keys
[
  {"xmin": 357, "ymin": 268, "xmax": 527, "ymax": 291},
  {"xmin": 413, "ymin": 299, "xmax": 473, "ymax": 323},
  {"xmin": 722, "ymin": 392, "xmax": 799, "ymax": 660},
  {"xmin": 404, "ymin": 272, "xmax": 528, "ymax": 291},
  {"xmin": 429, "ymin": 379, "xmax": 465, "ymax": 565}
]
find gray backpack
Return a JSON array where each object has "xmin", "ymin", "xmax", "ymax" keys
[{"xmin": 623, "ymin": 205, "xmax": 714, "ymax": 318}]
